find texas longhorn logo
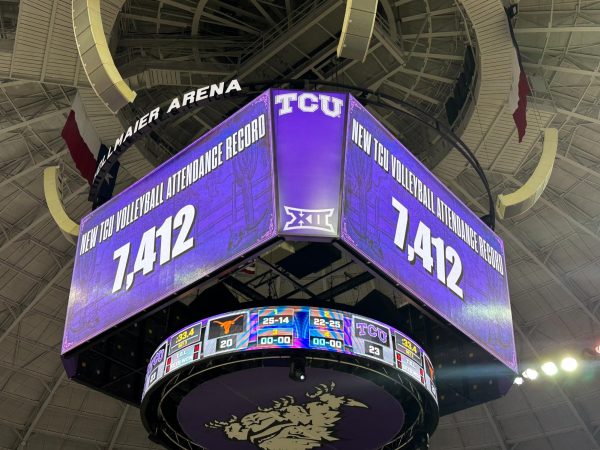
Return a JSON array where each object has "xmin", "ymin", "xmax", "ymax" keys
[
  {"xmin": 206, "ymin": 382, "xmax": 368, "ymax": 450},
  {"xmin": 214, "ymin": 315, "xmax": 243, "ymax": 334},
  {"xmin": 208, "ymin": 314, "xmax": 246, "ymax": 339}
]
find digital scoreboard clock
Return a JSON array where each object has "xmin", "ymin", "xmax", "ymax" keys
[
  {"xmin": 142, "ymin": 305, "xmax": 437, "ymax": 403},
  {"xmin": 141, "ymin": 306, "xmax": 439, "ymax": 450}
]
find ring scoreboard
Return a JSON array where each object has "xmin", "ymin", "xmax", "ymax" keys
[{"xmin": 143, "ymin": 305, "xmax": 437, "ymax": 403}]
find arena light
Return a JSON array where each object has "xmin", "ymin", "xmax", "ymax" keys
[
  {"xmin": 541, "ymin": 361, "xmax": 558, "ymax": 376},
  {"xmin": 289, "ymin": 357, "xmax": 306, "ymax": 382},
  {"xmin": 513, "ymin": 376, "xmax": 524, "ymax": 385},
  {"xmin": 522, "ymin": 368, "xmax": 538, "ymax": 380},
  {"xmin": 561, "ymin": 357, "xmax": 578, "ymax": 372}
]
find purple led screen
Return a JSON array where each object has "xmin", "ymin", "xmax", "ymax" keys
[
  {"xmin": 62, "ymin": 92, "xmax": 276, "ymax": 354},
  {"xmin": 142, "ymin": 305, "xmax": 437, "ymax": 402},
  {"xmin": 341, "ymin": 96, "xmax": 517, "ymax": 371},
  {"xmin": 273, "ymin": 90, "xmax": 346, "ymax": 238}
]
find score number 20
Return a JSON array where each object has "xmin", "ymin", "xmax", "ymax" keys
[{"xmin": 392, "ymin": 197, "xmax": 464, "ymax": 299}]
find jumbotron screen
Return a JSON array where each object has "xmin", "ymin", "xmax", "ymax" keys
[
  {"xmin": 142, "ymin": 305, "xmax": 437, "ymax": 403},
  {"xmin": 340, "ymin": 96, "xmax": 516, "ymax": 371},
  {"xmin": 64, "ymin": 89, "xmax": 515, "ymax": 374},
  {"xmin": 62, "ymin": 92, "xmax": 276, "ymax": 354}
]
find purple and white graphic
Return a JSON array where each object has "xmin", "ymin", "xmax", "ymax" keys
[
  {"xmin": 64, "ymin": 89, "xmax": 515, "ymax": 374},
  {"xmin": 62, "ymin": 92, "xmax": 276, "ymax": 354},
  {"xmin": 341, "ymin": 96, "xmax": 516, "ymax": 372},
  {"xmin": 282, "ymin": 206, "xmax": 335, "ymax": 233},
  {"xmin": 273, "ymin": 90, "xmax": 346, "ymax": 238}
]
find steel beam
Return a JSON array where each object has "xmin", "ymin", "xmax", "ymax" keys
[
  {"xmin": 506, "ymin": 175, "xmax": 600, "ymax": 245},
  {"xmin": 0, "ymin": 108, "xmax": 69, "ymax": 137},
  {"xmin": 451, "ymin": 181, "xmax": 600, "ymax": 328},
  {"xmin": 0, "ymin": 260, "xmax": 73, "ymax": 348},
  {"xmin": 556, "ymin": 108, "xmax": 600, "ymax": 127},
  {"xmin": 514, "ymin": 324, "xmax": 600, "ymax": 449},
  {"xmin": 237, "ymin": 0, "xmax": 343, "ymax": 78},
  {"xmin": 18, "ymin": 372, "xmax": 66, "ymax": 448},
  {"xmin": 0, "ymin": 184, "xmax": 87, "ymax": 257},
  {"xmin": 0, "ymin": 149, "xmax": 67, "ymax": 191},
  {"xmin": 107, "ymin": 405, "xmax": 130, "ymax": 450},
  {"xmin": 524, "ymin": 62, "xmax": 600, "ymax": 78},
  {"xmin": 483, "ymin": 404, "xmax": 509, "ymax": 450},
  {"xmin": 515, "ymin": 26, "xmax": 600, "ymax": 33},
  {"xmin": 451, "ymin": 180, "xmax": 600, "ymax": 447}
]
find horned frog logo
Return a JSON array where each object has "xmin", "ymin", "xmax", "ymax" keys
[{"xmin": 206, "ymin": 382, "xmax": 368, "ymax": 449}]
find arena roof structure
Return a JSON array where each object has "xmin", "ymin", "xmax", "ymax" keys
[{"xmin": 0, "ymin": 0, "xmax": 599, "ymax": 449}]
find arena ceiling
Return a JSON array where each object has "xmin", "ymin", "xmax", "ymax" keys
[{"xmin": 0, "ymin": 0, "xmax": 599, "ymax": 449}]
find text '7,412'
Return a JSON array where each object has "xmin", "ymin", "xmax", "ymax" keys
[
  {"xmin": 392, "ymin": 197, "xmax": 464, "ymax": 299},
  {"xmin": 112, "ymin": 204, "xmax": 196, "ymax": 293}
]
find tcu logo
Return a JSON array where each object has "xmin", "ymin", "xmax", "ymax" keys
[
  {"xmin": 149, "ymin": 347, "xmax": 165, "ymax": 371},
  {"xmin": 355, "ymin": 320, "xmax": 390, "ymax": 345},
  {"xmin": 275, "ymin": 92, "xmax": 344, "ymax": 118}
]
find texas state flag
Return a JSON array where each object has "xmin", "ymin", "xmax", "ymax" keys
[
  {"xmin": 506, "ymin": 7, "xmax": 531, "ymax": 143},
  {"xmin": 61, "ymin": 93, "xmax": 102, "ymax": 185}
]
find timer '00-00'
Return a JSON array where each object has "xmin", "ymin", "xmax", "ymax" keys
[
  {"xmin": 112, "ymin": 204, "xmax": 196, "ymax": 293},
  {"xmin": 392, "ymin": 197, "xmax": 464, "ymax": 299}
]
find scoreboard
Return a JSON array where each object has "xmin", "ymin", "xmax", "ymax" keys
[
  {"xmin": 65, "ymin": 88, "xmax": 515, "ymax": 397},
  {"xmin": 143, "ymin": 306, "xmax": 437, "ymax": 403}
]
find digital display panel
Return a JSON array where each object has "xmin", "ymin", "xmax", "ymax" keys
[
  {"xmin": 273, "ymin": 90, "xmax": 346, "ymax": 238},
  {"xmin": 340, "ymin": 96, "xmax": 517, "ymax": 372},
  {"xmin": 65, "ymin": 89, "xmax": 515, "ymax": 376},
  {"xmin": 204, "ymin": 312, "xmax": 250, "ymax": 356},
  {"xmin": 63, "ymin": 92, "xmax": 276, "ymax": 354},
  {"xmin": 142, "ymin": 306, "xmax": 437, "ymax": 403},
  {"xmin": 169, "ymin": 324, "xmax": 201, "ymax": 355},
  {"xmin": 395, "ymin": 331, "xmax": 423, "ymax": 366}
]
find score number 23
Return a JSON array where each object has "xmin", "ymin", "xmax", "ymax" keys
[{"xmin": 112, "ymin": 204, "xmax": 196, "ymax": 293}]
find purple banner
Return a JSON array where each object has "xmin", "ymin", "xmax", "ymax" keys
[
  {"xmin": 273, "ymin": 90, "xmax": 346, "ymax": 238},
  {"xmin": 62, "ymin": 92, "xmax": 276, "ymax": 354},
  {"xmin": 341, "ymin": 96, "xmax": 516, "ymax": 371}
]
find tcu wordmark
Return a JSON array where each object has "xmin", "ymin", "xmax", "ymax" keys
[{"xmin": 274, "ymin": 92, "xmax": 344, "ymax": 118}]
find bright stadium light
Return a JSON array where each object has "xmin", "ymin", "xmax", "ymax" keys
[
  {"xmin": 541, "ymin": 361, "xmax": 558, "ymax": 376},
  {"xmin": 561, "ymin": 357, "xmax": 578, "ymax": 372},
  {"xmin": 522, "ymin": 368, "xmax": 538, "ymax": 380},
  {"xmin": 513, "ymin": 376, "xmax": 524, "ymax": 385}
]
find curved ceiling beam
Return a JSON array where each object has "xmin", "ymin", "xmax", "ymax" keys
[
  {"xmin": 43, "ymin": 166, "xmax": 80, "ymax": 239},
  {"xmin": 72, "ymin": 0, "xmax": 136, "ymax": 113},
  {"xmin": 191, "ymin": 0, "xmax": 210, "ymax": 63},
  {"xmin": 433, "ymin": 0, "xmax": 553, "ymax": 181},
  {"xmin": 379, "ymin": 0, "xmax": 398, "ymax": 40},
  {"xmin": 496, "ymin": 128, "xmax": 558, "ymax": 219}
]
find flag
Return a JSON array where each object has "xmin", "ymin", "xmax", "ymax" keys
[
  {"xmin": 240, "ymin": 261, "xmax": 257, "ymax": 275},
  {"xmin": 506, "ymin": 8, "xmax": 530, "ymax": 142},
  {"xmin": 92, "ymin": 144, "xmax": 120, "ymax": 210},
  {"xmin": 61, "ymin": 93, "xmax": 102, "ymax": 184}
]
